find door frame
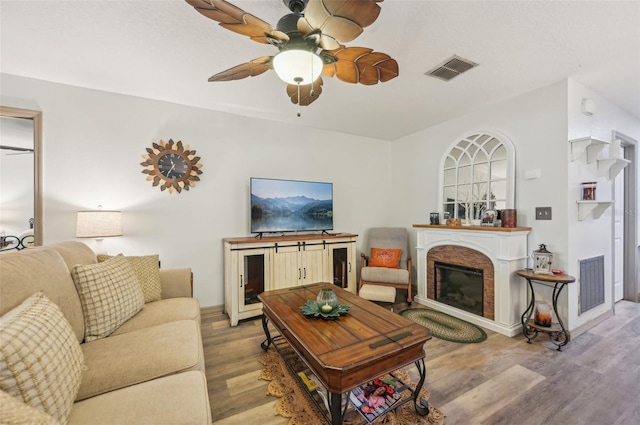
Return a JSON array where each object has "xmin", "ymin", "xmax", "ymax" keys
[{"xmin": 612, "ymin": 131, "xmax": 638, "ymax": 304}]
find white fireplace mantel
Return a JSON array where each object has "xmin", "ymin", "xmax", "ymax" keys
[{"xmin": 413, "ymin": 224, "xmax": 531, "ymax": 337}]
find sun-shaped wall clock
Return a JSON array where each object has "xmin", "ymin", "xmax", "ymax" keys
[{"xmin": 140, "ymin": 139, "xmax": 203, "ymax": 193}]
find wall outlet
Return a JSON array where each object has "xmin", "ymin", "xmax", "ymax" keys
[{"xmin": 536, "ymin": 207, "xmax": 552, "ymax": 220}]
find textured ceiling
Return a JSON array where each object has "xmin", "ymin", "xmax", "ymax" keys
[{"xmin": 1, "ymin": 0, "xmax": 639, "ymax": 141}]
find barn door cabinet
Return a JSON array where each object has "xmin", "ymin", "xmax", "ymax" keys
[{"xmin": 223, "ymin": 233, "xmax": 357, "ymax": 326}]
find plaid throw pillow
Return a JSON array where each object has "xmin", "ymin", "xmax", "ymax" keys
[
  {"xmin": 97, "ymin": 254, "xmax": 162, "ymax": 303},
  {"xmin": 0, "ymin": 292, "xmax": 83, "ymax": 424},
  {"xmin": 71, "ymin": 254, "xmax": 145, "ymax": 341},
  {"xmin": 0, "ymin": 389, "xmax": 61, "ymax": 425}
]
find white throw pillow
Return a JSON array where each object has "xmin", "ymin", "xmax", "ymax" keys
[
  {"xmin": 0, "ymin": 292, "xmax": 84, "ymax": 424},
  {"xmin": 71, "ymin": 254, "xmax": 145, "ymax": 342}
]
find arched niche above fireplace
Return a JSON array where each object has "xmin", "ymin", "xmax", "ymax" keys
[{"xmin": 440, "ymin": 132, "xmax": 515, "ymax": 221}]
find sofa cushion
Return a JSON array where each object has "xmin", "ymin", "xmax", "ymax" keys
[
  {"xmin": 97, "ymin": 254, "xmax": 162, "ymax": 303},
  {"xmin": 0, "ymin": 292, "xmax": 84, "ymax": 424},
  {"xmin": 0, "ymin": 389, "xmax": 61, "ymax": 425},
  {"xmin": 111, "ymin": 297, "xmax": 200, "ymax": 336},
  {"xmin": 76, "ymin": 320, "xmax": 204, "ymax": 401},
  {"xmin": 71, "ymin": 255, "xmax": 145, "ymax": 342},
  {"xmin": 0, "ymin": 248, "xmax": 85, "ymax": 342},
  {"xmin": 69, "ymin": 371, "xmax": 212, "ymax": 425}
]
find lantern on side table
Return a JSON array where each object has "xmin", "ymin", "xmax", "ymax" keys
[{"xmin": 532, "ymin": 244, "xmax": 553, "ymax": 275}]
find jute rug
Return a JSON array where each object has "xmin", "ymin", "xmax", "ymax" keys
[
  {"xmin": 400, "ymin": 308, "xmax": 487, "ymax": 343},
  {"xmin": 258, "ymin": 348, "xmax": 445, "ymax": 425}
]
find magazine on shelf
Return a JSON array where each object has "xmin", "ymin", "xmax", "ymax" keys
[
  {"xmin": 348, "ymin": 376, "xmax": 405, "ymax": 424},
  {"xmin": 298, "ymin": 371, "xmax": 349, "ymax": 413}
]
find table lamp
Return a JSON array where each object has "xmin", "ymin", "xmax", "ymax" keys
[{"xmin": 76, "ymin": 209, "xmax": 122, "ymax": 254}]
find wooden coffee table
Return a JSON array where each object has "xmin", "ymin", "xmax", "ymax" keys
[{"xmin": 258, "ymin": 282, "xmax": 432, "ymax": 425}]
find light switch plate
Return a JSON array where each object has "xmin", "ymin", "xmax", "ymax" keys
[{"xmin": 536, "ymin": 207, "xmax": 552, "ymax": 220}]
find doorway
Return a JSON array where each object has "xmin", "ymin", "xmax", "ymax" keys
[{"xmin": 612, "ymin": 131, "xmax": 638, "ymax": 305}]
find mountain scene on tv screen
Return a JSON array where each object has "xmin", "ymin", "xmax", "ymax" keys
[{"xmin": 251, "ymin": 194, "xmax": 333, "ymax": 232}]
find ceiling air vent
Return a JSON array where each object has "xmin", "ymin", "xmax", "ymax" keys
[{"xmin": 425, "ymin": 55, "xmax": 478, "ymax": 81}]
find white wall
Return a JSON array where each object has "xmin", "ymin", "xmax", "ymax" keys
[
  {"xmin": 1, "ymin": 73, "xmax": 393, "ymax": 307},
  {"xmin": 566, "ymin": 79, "xmax": 640, "ymax": 330}
]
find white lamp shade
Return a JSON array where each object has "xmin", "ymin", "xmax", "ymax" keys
[
  {"xmin": 273, "ymin": 50, "xmax": 323, "ymax": 85},
  {"xmin": 76, "ymin": 211, "xmax": 122, "ymax": 238}
]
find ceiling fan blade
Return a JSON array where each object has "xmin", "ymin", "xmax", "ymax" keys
[
  {"xmin": 300, "ymin": 0, "xmax": 382, "ymax": 46},
  {"xmin": 324, "ymin": 47, "xmax": 398, "ymax": 85},
  {"xmin": 286, "ymin": 79, "xmax": 324, "ymax": 106},
  {"xmin": 186, "ymin": 0, "xmax": 289, "ymax": 44},
  {"xmin": 208, "ymin": 56, "xmax": 273, "ymax": 82}
]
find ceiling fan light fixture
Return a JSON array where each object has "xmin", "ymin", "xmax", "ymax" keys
[{"xmin": 273, "ymin": 49, "xmax": 323, "ymax": 85}]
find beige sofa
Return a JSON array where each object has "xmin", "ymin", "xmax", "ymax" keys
[{"xmin": 0, "ymin": 241, "xmax": 212, "ymax": 425}]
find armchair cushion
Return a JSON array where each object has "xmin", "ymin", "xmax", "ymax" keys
[
  {"xmin": 367, "ymin": 228, "xmax": 409, "ymax": 270},
  {"xmin": 369, "ymin": 248, "xmax": 402, "ymax": 269},
  {"xmin": 361, "ymin": 266, "xmax": 410, "ymax": 285}
]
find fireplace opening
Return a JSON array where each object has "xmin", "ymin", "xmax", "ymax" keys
[{"xmin": 435, "ymin": 262, "xmax": 484, "ymax": 316}]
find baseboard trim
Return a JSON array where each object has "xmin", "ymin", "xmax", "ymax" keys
[
  {"xmin": 200, "ymin": 304, "xmax": 224, "ymax": 315},
  {"xmin": 570, "ymin": 309, "xmax": 613, "ymax": 339}
]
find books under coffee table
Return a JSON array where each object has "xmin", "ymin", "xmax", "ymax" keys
[{"xmin": 258, "ymin": 282, "xmax": 432, "ymax": 425}]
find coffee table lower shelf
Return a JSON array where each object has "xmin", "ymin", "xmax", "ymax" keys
[{"xmin": 269, "ymin": 335, "xmax": 428, "ymax": 425}]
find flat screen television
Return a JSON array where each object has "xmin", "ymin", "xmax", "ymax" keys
[{"xmin": 250, "ymin": 177, "xmax": 333, "ymax": 234}]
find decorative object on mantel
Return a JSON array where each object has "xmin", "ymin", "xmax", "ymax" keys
[
  {"xmin": 429, "ymin": 212, "xmax": 440, "ymax": 225},
  {"xmin": 140, "ymin": 139, "xmax": 203, "ymax": 193},
  {"xmin": 531, "ymin": 244, "xmax": 553, "ymax": 275},
  {"xmin": 501, "ymin": 209, "xmax": 517, "ymax": 227},
  {"xmin": 480, "ymin": 209, "xmax": 497, "ymax": 226}
]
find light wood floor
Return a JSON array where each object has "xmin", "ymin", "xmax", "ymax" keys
[{"xmin": 202, "ymin": 300, "xmax": 640, "ymax": 425}]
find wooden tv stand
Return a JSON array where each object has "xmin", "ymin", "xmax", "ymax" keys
[{"xmin": 223, "ymin": 233, "xmax": 358, "ymax": 326}]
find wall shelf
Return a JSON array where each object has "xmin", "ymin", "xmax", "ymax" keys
[
  {"xmin": 576, "ymin": 200, "xmax": 613, "ymax": 220},
  {"xmin": 569, "ymin": 137, "xmax": 609, "ymax": 163},
  {"xmin": 597, "ymin": 157, "xmax": 630, "ymax": 179}
]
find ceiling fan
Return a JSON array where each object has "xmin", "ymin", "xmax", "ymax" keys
[{"xmin": 185, "ymin": 0, "xmax": 398, "ymax": 107}]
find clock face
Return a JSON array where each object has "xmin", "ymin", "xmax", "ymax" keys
[
  {"xmin": 158, "ymin": 152, "xmax": 189, "ymax": 179},
  {"xmin": 140, "ymin": 139, "xmax": 203, "ymax": 193}
]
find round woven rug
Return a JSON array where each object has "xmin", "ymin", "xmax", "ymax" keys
[{"xmin": 400, "ymin": 308, "xmax": 487, "ymax": 343}]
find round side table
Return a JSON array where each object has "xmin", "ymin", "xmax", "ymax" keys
[{"xmin": 516, "ymin": 269, "xmax": 576, "ymax": 351}]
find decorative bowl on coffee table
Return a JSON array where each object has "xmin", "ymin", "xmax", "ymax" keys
[{"xmin": 300, "ymin": 300, "xmax": 351, "ymax": 319}]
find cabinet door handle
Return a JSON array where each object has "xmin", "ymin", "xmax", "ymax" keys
[
  {"xmin": 298, "ymin": 268, "xmax": 302, "ymax": 280},
  {"xmin": 348, "ymin": 262, "xmax": 351, "ymax": 272},
  {"xmin": 303, "ymin": 268, "xmax": 307, "ymax": 279},
  {"xmin": 240, "ymin": 275, "xmax": 243, "ymax": 287}
]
